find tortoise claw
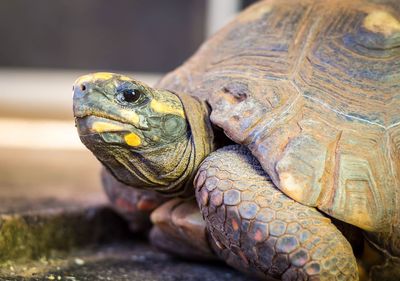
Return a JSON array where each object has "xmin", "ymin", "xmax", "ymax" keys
[{"xmin": 149, "ymin": 198, "xmax": 216, "ymax": 261}]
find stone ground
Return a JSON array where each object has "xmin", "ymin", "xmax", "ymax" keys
[
  {"xmin": 1, "ymin": 242, "xmax": 252, "ymax": 281},
  {"xmin": 0, "ymin": 148, "xmax": 252, "ymax": 281}
]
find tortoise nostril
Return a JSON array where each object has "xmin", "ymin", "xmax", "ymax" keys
[{"xmin": 81, "ymin": 84, "xmax": 87, "ymax": 91}]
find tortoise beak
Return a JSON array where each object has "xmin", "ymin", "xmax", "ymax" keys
[
  {"xmin": 73, "ymin": 74, "xmax": 96, "ymax": 117},
  {"xmin": 73, "ymin": 72, "xmax": 113, "ymax": 100},
  {"xmin": 72, "ymin": 77, "xmax": 88, "ymax": 100},
  {"xmin": 72, "ymin": 72, "xmax": 118, "ymax": 115},
  {"xmin": 72, "ymin": 73, "xmax": 116, "ymax": 120}
]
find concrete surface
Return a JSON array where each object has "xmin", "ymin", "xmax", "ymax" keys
[{"xmin": 1, "ymin": 242, "xmax": 252, "ymax": 281}]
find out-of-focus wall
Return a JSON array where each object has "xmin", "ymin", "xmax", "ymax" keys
[
  {"xmin": 0, "ymin": 0, "xmax": 206, "ymax": 72},
  {"xmin": 0, "ymin": 0, "xmax": 258, "ymax": 73}
]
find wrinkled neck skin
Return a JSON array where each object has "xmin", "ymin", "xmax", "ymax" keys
[
  {"xmin": 91, "ymin": 130, "xmax": 195, "ymax": 196},
  {"xmin": 74, "ymin": 75, "xmax": 214, "ymax": 197}
]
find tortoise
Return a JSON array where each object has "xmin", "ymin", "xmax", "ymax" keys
[{"xmin": 72, "ymin": 0, "xmax": 400, "ymax": 280}]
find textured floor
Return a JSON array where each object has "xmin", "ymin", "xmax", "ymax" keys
[{"xmin": 1, "ymin": 242, "xmax": 252, "ymax": 281}]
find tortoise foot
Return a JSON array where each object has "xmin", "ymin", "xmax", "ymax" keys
[
  {"xmin": 149, "ymin": 198, "xmax": 216, "ymax": 260},
  {"xmin": 195, "ymin": 145, "xmax": 358, "ymax": 281},
  {"xmin": 102, "ymin": 168, "xmax": 167, "ymax": 232}
]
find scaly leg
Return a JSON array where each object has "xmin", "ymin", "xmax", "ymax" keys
[{"xmin": 195, "ymin": 145, "xmax": 358, "ymax": 281}]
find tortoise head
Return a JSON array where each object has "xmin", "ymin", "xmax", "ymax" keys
[{"xmin": 73, "ymin": 72, "xmax": 213, "ymax": 196}]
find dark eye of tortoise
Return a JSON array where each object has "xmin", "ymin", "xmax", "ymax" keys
[{"xmin": 121, "ymin": 89, "xmax": 142, "ymax": 103}]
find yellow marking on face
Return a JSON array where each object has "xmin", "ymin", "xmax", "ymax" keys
[
  {"xmin": 75, "ymin": 75, "xmax": 92, "ymax": 85},
  {"xmin": 150, "ymin": 99, "xmax": 185, "ymax": 118},
  {"xmin": 91, "ymin": 122, "xmax": 123, "ymax": 133},
  {"xmin": 120, "ymin": 109, "xmax": 140, "ymax": 126},
  {"xmin": 92, "ymin": 72, "xmax": 114, "ymax": 81},
  {"xmin": 124, "ymin": 132, "xmax": 141, "ymax": 147},
  {"xmin": 119, "ymin": 75, "xmax": 132, "ymax": 81},
  {"xmin": 75, "ymin": 72, "xmax": 114, "ymax": 85},
  {"xmin": 363, "ymin": 10, "xmax": 400, "ymax": 36}
]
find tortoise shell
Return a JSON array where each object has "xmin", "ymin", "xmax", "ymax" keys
[{"xmin": 157, "ymin": 0, "xmax": 400, "ymax": 245}]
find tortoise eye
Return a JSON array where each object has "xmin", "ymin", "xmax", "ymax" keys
[{"xmin": 119, "ymin": 89, "xmax": 142, "ymax": 103}]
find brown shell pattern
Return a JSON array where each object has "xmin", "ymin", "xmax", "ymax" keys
[{"xmin": 157, "ymin": 0, "xmax": 400, "ymax": 252}]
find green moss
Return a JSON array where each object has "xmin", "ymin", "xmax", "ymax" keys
[
  {"xmin": 0, "ymin": 207, "xmax": 129, "ymax": 264},
  {"xmin": 0, "ymin": 214, "xmax": 71, "ymax": 263},
  {"xmin": 0, "ymin": 215, "xmax": 33, "ymax": 261}
]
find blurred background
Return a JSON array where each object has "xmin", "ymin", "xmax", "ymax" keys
[{"xmin": 0, "ymin": 0, "xmax": 257, "ymax": 205}]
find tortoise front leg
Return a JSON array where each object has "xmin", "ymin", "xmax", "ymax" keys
[
  {"xmin": 149, "ymin": 198, "xmax": 216, "ymax": 260},
  {"xmin": 195, "ymin": 145, "xmax": 358, "ymax": 281},
  {"xmin": 102, "ymin": 168, "xmax": 167, "ymax": 232},
  {"xmin": 103, "ymin": 167, "xmax": 216, "ymax": 260}
]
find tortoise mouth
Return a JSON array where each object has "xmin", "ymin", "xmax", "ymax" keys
[{"xmin": 75, "ymin": 115, "xmax": 135, "ymax": 137}]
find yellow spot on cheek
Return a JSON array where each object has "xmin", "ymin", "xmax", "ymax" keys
[
  {"xmin": 363, "ymin": 10, "xmax": 400, "ymax": 36},
  {"xmin": 150, "ymin": 99, "xmax": 185, "ymax": 118},
  {"xmin": 92, "ymin": 122, "xmax": 123, "ymax": 133},
  {"xmin": 124, "ymin": 132, "xmax": 141, "ymax": 147}
]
